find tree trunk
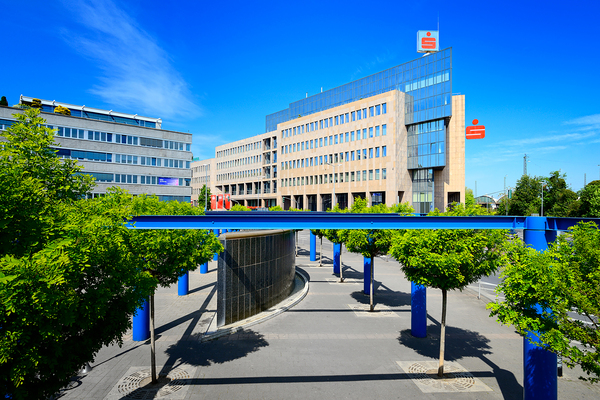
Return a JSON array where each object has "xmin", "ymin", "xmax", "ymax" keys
[
  {"xmin": 369, "ymin": 257, "xmax": 374, "ymax": 312},
  {"xmin": 319, "ymin": 238, "xmax": 323, "ymax": 266},
  {"xmin": 438, "ymin": 288, "xmax": 447, "ymax": 377},
  {"xmin": 295, "ymin": 231, "xmax": 298, "ymax": 256},
  {"xmin": 150, "ymin": 293, "xmax": 157, "ymax": 383},
  {"xmin": 339, "ymin": 246, "xmax": 344, "ymax": 283}
]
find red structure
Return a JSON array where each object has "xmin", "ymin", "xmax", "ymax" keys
[
  {"xmin": 211, "ymin": 195, "xmax": 217, "ymax": 210},
  {"xmin": 224, "ymin": 194, "xmax": 231, "ymax": 210},
  {"xmin": 421, "ymin": 31, "xmax": 436, "ymax": 49},
  {"xmin": 466, "ymin": 119, "xmax": 485, "ymax": 139}
]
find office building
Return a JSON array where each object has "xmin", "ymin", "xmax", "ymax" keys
[
  {"xmin": 197, "ymin": 48, "xmax": 465, "ymax": 212},
  {"xmin": 0, "ymin": 96, "xmax": 193, "ymax": 202}
]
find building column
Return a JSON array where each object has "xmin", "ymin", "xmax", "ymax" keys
[
  {"xmin": 132, "ymin": 298, "xmax": 150, "ymax": 341},
  {"xmin": 411, "ymin": 282, "xmax": 427, "ymax": 338}
]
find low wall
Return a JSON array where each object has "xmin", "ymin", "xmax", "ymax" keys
[{"xmin": 217, "ymin": 229, "xmax": 296, "ymax": 327}]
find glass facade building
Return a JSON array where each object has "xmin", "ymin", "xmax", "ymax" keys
[{"xmin": 266, "ymin": 48, "xmax": 452, "ymax": 133}]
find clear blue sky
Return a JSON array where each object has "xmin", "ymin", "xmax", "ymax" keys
[{"xmin": 2, "ymin": 0, "xmax": 599, "ymax": 197}]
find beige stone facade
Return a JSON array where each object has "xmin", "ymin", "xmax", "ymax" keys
[{"xmin": 195, "ymin": 90, "xmax": 465, "ymax": 212}]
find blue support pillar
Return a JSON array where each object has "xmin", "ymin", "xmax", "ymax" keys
[
  {"xmin": 310, "ymin": 231, "xmax": 317, "ymax": 261},
  {"xmin": 213, "ymin": 229, "xmax": 219, "ymax": 261},
  {"xmin": 523, "ymin": 216, "xmax": 557, "ymax": 400},
  {"xmin": 200, "ymin": 262, "xmax": 208, "ymax": 274},
  {"xmin": 363, "ymin": 256, "xmax": 372, "ymax": 294},
  {"xmin": 178, "ymin": 272, "xmax": 189, "ymax": 296},
  {"xmin": 411, "ymin": 282, "xmax": 427, "ymax": 338},
  {"xmin": 132, "ymin": 297, "xmax": 149, "ymax": 341},
  {"xmin": 333, "ymin": 243, "xmax": 341, "ymax": 274}
]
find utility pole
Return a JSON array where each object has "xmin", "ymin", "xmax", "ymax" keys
[
  {"xmin": 504, "ymin": 175, "xmax": 508, "ymax": 216},
  {"xmin": 523, "ymin": 154, "xmax": 529, "ymax": 176},
  {"xmin": 584, "ymin": 173, "xmax": 587, "ymax": 187}
]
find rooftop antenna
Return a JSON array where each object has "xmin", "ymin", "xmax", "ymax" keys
[
  {"xmin": 321, "ymin": 87, "xmax": 323, "ymax": 93},
  {"xmin": 306, "ymin": 92, "xmax": 308, "ymax": 98},
  {"xmin": 523, "ymin": 154, "xmax": 529, "ymax": 176}
]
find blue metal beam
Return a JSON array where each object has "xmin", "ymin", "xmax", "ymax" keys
[
  {"xmin": 127, "ymin": 212, "xmax": 533, "ymax": 230},
  {"xmin": 127, "ymin": 212, "xmax": 600, "ymax": 231}
]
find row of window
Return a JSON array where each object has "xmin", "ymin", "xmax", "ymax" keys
[
  {"xmin": 282, "ymin": 168, "xmax": 388, "ymax": 187},
  {"xmin": 282, "ymin": 146, "xmax": 387, "ymax": 170},
  {"xmin": 282, "ymin": 124, "xmax": 387, "ymax": 155},
  {"xmin": 50, "ymin": 125, "xmax": 191, "ymax": 151},
  {"xmin": 217, "ymin": 154, "xmax": 264, "ymax": 170},
  {"xmin": 281, "ymin": 103, "xmax": 387, "ymax": 139},
  {"xmin": 217, "ymin": 141, "xmax": 262, "ymax": 158},
  {"xmin": 55, "ymin": 148, "xmax": 191, "ymax": 168},
  {"xmin": 217, "ymin": 168, "xmax": 264, "ymax": 182},
  {"xmin": 81, "ymin": 171, "xmax": 191, "ymax": 186}
]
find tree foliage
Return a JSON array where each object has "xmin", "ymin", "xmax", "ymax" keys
[
  {"xmin": 269, "ymin": 205, "xmax": 284, "ymax": 211},
  {"xmin": 0, "ymin": 96, "xmax": 8, "ymax": 107},
  {"xmin": 230, "ymin": 204, "xmax": 251, "ymax": 211},
  {"xmin": 0, "ymin": 108, "xmax": 222, "ymax": 398},
  {"xmin": 390, "ymin": 203, "xmax": 507, "ymax": 376},
  {"xmin": 198, "ymin": 185, "xmax": 212, "ymax": 210},
  {"xmin": 0, "ymin": 107, "xmax": 94, "ymax": 257},
  {"xmin": 579, "ymin": 180, "xmax": 600, "ymax": 217},
  {"xmin": 508, "ymin": 175, "xmax": 543, "ymax": 216},
  {"xmin": 489, "ymin": 221, "xmax": 600, "ymax": 382}
]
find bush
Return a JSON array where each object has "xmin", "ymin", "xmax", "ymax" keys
[{"xmin": 54, "ymin": 105, "xmax": 71, "ymax": 116}]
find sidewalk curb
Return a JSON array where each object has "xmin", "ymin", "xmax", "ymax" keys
[{"xmin": 201, "ymin": 268, "xmax": 310, "ymax": 342}]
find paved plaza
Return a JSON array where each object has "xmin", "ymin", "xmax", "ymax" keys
[{"xmin": 59, "ymin": 230, "xmax": 600, "ymax": 399}]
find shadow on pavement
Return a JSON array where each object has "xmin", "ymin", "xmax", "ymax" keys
[
  {"xmin": 398, "ymin": 326, "xmax": 522, "ymax": 399},
  {"xmin": 164, "ymin": 328, "xmax": 269, "ymax": 368}
]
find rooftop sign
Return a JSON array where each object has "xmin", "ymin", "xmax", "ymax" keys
[{"xmin": 417, "ymin": 30, "xmax": 439, "ymax": 53}]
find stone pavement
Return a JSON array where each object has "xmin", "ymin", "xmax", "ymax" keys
[{"xmin": 59, "ymin": 230, "xmax": 600, "ymax": 399}]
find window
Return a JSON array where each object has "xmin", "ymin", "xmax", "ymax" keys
[
  {"xmin": 376, "ymin": 147, "xmax": 380, "ymax": 158},
  {"xmin": 369, "ymin": 127, "xmax": 373, "ymax": 138},
  {"xmin": 319, "ymin": 138, "xmax": 323, "ymax": 147},
  {"xmin": 382, "ymin": 103, "xmax": 387, "ymax": 114},
  {"xmin": 335, "ymin": 135, "xmax": 338, "ymax": 144},
  {"xmin": 345, "ymin": 113, "xmax": 349, "ymax": 123},
  {"xmin": 357, "ymin": 171, "xmax": 361, "ymax": 181},
  {"xmin": 351, "ymin": 151, "xmax": 355, "ymax": 161},
  {"xmin": 375, "ymin": 169, "xmax": 380, "ymax": 179},
  {"xmin": 335, "ymin": 115, "xmax": 339, "ymax": 125},
  {"xmin": 363, "ymin": 129, "xmax": 367, "ymax": 139},
  {"xmin": 363, "ymin": 149, "xmax": 367, "ymax": 159},
  {"xmin": 351, "ymin": 111, "xmax": 355, "ymax": 121},
  {"xmin": 369, "ymin": 148, "xmax": 373, "ymax": 158},
  {"xmin": 382, "ymin": 146, "xmax": 387, "ymax": 156},
  {"xmin": 363, "ymin": 109, "xmax": 367, "ymax": 119},
  {"xmin": 345, "ymin": 132, "xmax": 349, "ymax": 142},
  {"xmin": 310, "ymin": 140, "xmax": 313, "ymax": 149},
  {"xmin": 357, "ymin": 110, "xmax": 362, "ymax": 120},
  {"xmin": 369, "ymin": 170, "xmax": 373, "ymax": 180},
  {"xmin": 369, "ymin": 106, "xmax": 374, "ymax": 117},
  {"xmin": 357, "ymin": 150, "xmax": 361, "ymax": 160},
  {"xmin": 382, "ymin": 124, "xmax": 387, "ymax": 136},
  {"xmin": 351, "ymin": 172, "xmax": 355, "ymax": 182},
  {"xmin": 363, "ymin": 170, "xmax": 367, "ymax": 181},
  {"xmin": 345, "ymin": 152, "xmax": 349, "ymax": 161},
  {"xmin": 351, "ymin": 131, "xmax": 355, "ymax": 141},
  {"xmin": 382, "ymin": 168, "xmax": 387, "ymax": 179},
  {"xmin": 376, "ymin": 105, "xmax": 381, "ymax": 115},
  {"xmin": 375, "ymin": 126, "xmax": 380, "ymax": 137}
]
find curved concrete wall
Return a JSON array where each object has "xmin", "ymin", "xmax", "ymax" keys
[{"xmin": 217, "ymin": 229, "xmax": 296, "ymax": 327}]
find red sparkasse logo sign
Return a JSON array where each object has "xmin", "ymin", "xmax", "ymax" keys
[
  {"xmin": 466, "ymin": 119, "xmax": 486, "ymax": 139},
  {"xmin": 417, "ymin": 30, "xmax": 439, "ymax": 52}
]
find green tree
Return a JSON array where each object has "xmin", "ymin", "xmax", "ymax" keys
[
  {"xmin": 230, "ymin": 203, "xmax": 251, "ymax": 211},
  {"xmin": 579, "ymin": 180, "xmax": 600, "ymax": 217},
  {"xmin": 390, "ymin": 204, "xmax": 507, "ymax": 377},
  {"xmin": 0, "ymin": 107, "xmax": 94, "ymax": 257},
  {"xmin": 123, "ymin": 192, "xmax": 222, "ymax": 383},
  {"xmin": 198, "ymin": 184, "xmax": 212, "ymax": 210},
  {"xmin": 465, "ymin": 187, "xmax": 475, "ymax": 207},
  {"xmin": 508, "ymin": 175, "xmax": 543, "ymax": 216},
  {"xmin": 0, "ymin": 195, "xmax": 155, "ymax": 400},
  {"xmin": 489, "ymin": 221, "xmax": 600, "ymax": 382},
  {"xmin": 345, "ymin": 199, "xmax": 414, "ymax": 310},
  {"xmin": 322, "ymin": 204, "xmax": 350, "ymax": 281},
  {"xmin": 0, "ymin": 96, "xmax": 8, "ymax": 107},
  {"xmin": 310, "ymin": 229, "xmax": 326, "ymax": 266}
]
